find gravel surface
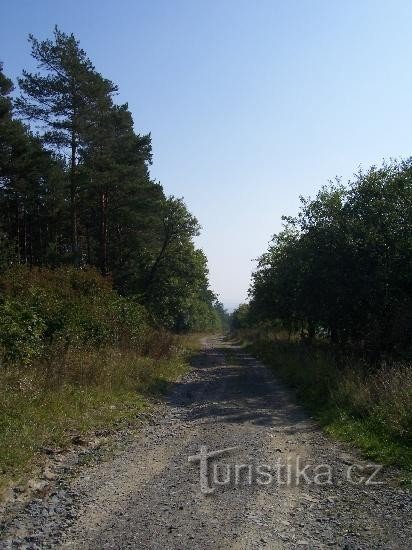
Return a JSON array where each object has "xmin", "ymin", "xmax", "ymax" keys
[{"xmin": 0, "ymin": 336, "xmax": 411, "ymax": 549}]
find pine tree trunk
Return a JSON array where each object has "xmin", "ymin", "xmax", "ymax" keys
[
  {"xmin": 16, "ymin": 204, "xmax": 21, "ymax": 264},
  {"xmin": 99, "ymin": 187, "xmax": 109, "ymax": 276},
  {"xmin": 23, "ymin": 206, "xmax": 28, "ymax": 265},
  {"xmin": 86, "ymin": 225, "xmax": 91, "ymax": 265},
  {"xmin": 70, "ymin": 132, "xmax": 78, "ymax": 264}
]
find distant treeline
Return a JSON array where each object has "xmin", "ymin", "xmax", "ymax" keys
[
  {"xmin": 0, "ymin": 27, "xmax": 228, "ymax": 333},
  {"xmin": 234, "ymin": 160, "xmax": 412, "ymax": 358}
]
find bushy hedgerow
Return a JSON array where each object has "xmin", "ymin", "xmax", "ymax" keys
[{"xmin": 0, "ymin": 266, "xmax": 149, "ymax": 366}]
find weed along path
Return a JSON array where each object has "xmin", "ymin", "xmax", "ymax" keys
[{"xmin": 1, "ymin": 336, "xmax": 411, "ymax": 549}]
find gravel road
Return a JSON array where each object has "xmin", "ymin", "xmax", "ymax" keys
[{"xmin": 1, "ymin": 336, "xmax": 411, "ymax": 549}]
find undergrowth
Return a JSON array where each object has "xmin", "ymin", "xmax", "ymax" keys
[
  {"xmin": 0, "ymin": 342, "xmax": 192, "ymax": 496},
  {"xmin": 0, "ymin": 267, "xmax": 201, "ymax": 496},
  {"xmin": 234, "ymin": 329, "xmax": 412, "ymax": 478}
]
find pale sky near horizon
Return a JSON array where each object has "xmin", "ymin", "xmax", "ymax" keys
[{"xmin": 2, "ymin": 1, "xmax": 412, "ymax": 310}]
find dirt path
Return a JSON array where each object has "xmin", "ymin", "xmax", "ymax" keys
[{"xmin": 1, "ymin": 336, "xmax": 411, "ymax": 549}]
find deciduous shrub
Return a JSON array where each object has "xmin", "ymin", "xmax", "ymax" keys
[{"xmin": 0, "ymin": 266, "xmax": 150, "ymax": 367}]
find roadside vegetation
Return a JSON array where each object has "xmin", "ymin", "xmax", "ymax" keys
[
  {"xmin": 0, "ymin": 28, "xmax": 229, "ymax": 495},
  {"xmin": 0, "ymin": 267, "xmax": 203, "ymax": 494},
  {"xmin": 232, "ymin": 160, "xmax": 412, "ymax": 475},
  {"xmin": 233, "ymin": 329, "xmax": 411, "ymax": 475}
]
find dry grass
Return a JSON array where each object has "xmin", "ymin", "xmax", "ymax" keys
[
  {"xmin": 336, "ymin": 364, "xmax": 412, "ymax": 441},
  {"xmin": 0, "ymin": 333, "xmax": 200, "ymax": 496}
]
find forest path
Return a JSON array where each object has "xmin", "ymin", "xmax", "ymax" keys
[{"xmin": 1, "ymin": 336, "xmax": 410, "ymax": 549}]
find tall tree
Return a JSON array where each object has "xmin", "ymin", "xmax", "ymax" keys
[
  {"xmin": 81, "ymin": 103, "xmax": 158, "ymax": 277},
  {"xmin": 145, "ymin": 196, "xmax": 200, "ymax": 290},
  {"xmin": 1, "ymin": 30, "xmax": 221, "ymax": 334},
  {"xmin": 249, "ymin": 160, "xmax": 412, "ymax": 356},
  {"xmin": 16, "ymin": 27, "xmax": 117, "ymax": 262},
  {"xmin": 0, "ymin": 63, "xmax": 65, "ymax": 266}
]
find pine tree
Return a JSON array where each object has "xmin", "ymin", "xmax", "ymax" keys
[
  {"xmin": 0, "ymin": 63, "xmax": 65, "ymax": 266},
  {"xmin": 16, "ymin": 27, "xmax": 117, "ymax": 263}
]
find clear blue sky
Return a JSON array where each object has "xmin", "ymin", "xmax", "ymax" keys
[{"xmin": 2, "ymin": 1, "xmax": 412, "ymax": 310}]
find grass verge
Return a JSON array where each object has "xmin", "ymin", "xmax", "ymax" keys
[
  {"xmin": 0, "ymin": 335, "xmax": 201, "ymax": 497},
  {"xmin": 234, "ymin": 330, "xmax": 412, "ymax": 480}
]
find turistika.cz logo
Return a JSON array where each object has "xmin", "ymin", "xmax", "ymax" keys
[{"xmin": 188, "ymin": 446, "xmax": 383, "ymax": 494}]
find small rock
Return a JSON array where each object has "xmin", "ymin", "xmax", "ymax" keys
[
  {"xmin": 28, "ymin": 479, "xmax": 49, "ymax": 492},
  {"xmin": 43, "ymin": 468, "xmax": 57, "ymax": 481},
  {"xmin": 71, "ymin": 435, "xmax": 86, "ymax": 445}
]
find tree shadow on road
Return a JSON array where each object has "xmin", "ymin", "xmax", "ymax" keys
[{"xmin": 164, "ymin": 341, "xmax": 317, "ymax": 434}]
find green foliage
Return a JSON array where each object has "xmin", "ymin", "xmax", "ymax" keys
[
  {"xmin": 144, "ymin": 199, "xmax": 220, "ymax": 331},
  {"xmin": 231, "ymin": 303, "xmax": 251, "ymax": 329},
  {"xmin": 0, "ymin": 265, "xmax": 199, "ymax": 491},
  {"xmin": 0, "ymin": 297, "xmax": 46, "ymax": 365},
  {"xmin": 1, "ymin": 28, "xmax": 218, "ymax": 333},
  {"xmin": 0, "ymin": 28, "xmax": 222, "ymax": 496},
  {"xmin": 0, "ymin": 62, "xmax": 65, "ymax": 267},
  {"xmin": 248, "ymin": 160, "xmax": 412, "ymax": 357},
  {"xmin": 0, "ymin": 267, "xmax": 149, "ymax": 367},
  {"xmin": 213, "ymin": 300, "xmax": 231, "ymax": 331}
]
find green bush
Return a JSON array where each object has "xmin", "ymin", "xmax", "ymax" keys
[
  {"xmin": 0, "ymin": 266, "xmax": 150, "ymax": 366},
  {"xmin": 0, "ymin": 296, "xmax": 46, "ymax": 365}
]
